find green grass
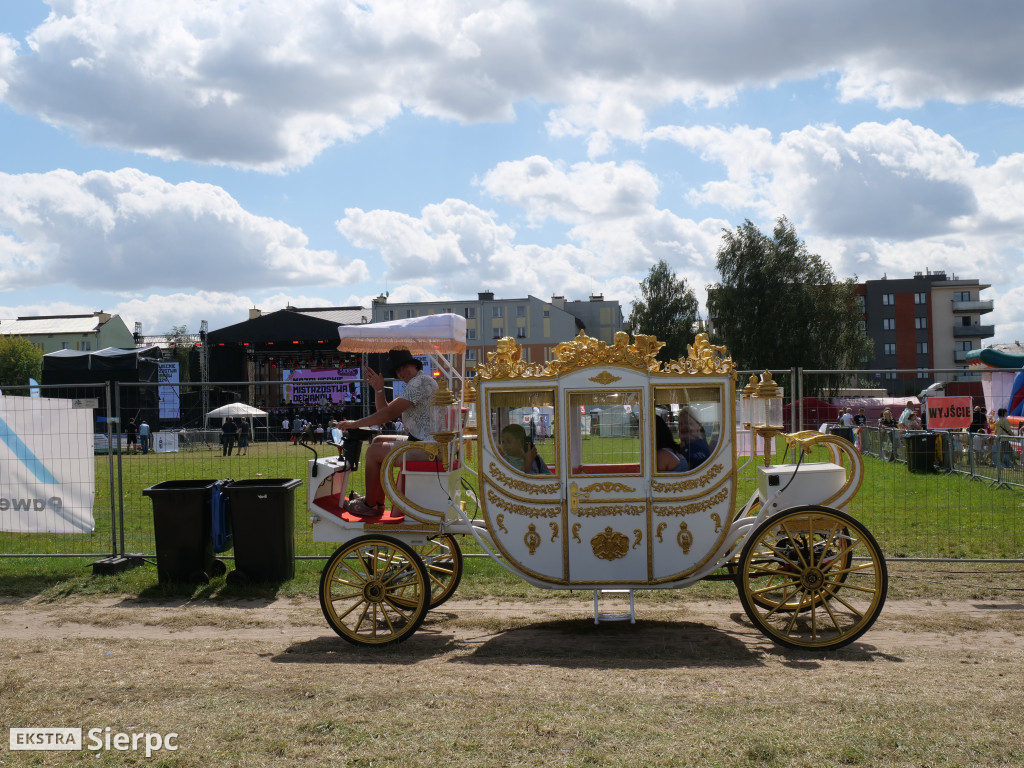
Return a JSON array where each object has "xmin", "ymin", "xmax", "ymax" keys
[{"xmin": 2, "ymin": 436, "xmax": 1022, "ymax": 599}]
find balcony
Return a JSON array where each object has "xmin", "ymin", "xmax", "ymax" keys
[
  {"xmin": 953, "ymin": 324, "xmax": 994, "ymax": 338},
  {"xmin": 952, "ymin": 299, "xmax": 994, "ymax": 314}
]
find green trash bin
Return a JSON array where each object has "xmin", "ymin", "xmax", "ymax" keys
[
  {"xmin": 906, "ymin": 433, "xmax": 936, "ymax": 474},
  {"xmin": 223, "ymin": 478, "xmax": 302, "ymax": 583},
  {"xmin": 143, "ymin": 480, "xmax": 226, "ymax": 584}
]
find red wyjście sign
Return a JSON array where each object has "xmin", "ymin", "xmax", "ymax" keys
[{"xmin": 925, "ymin": 396, "xmax": 973, "ymax": 429}]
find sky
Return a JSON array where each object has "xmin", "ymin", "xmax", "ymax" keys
[{"xmin": 1, "ymin": 0, "xmax": 1023, "ymax": 346}]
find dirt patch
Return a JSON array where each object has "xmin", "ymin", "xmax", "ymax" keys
[{"xmin": 2, "ymin": 595, "xmax": 1022, "ymax": 649}]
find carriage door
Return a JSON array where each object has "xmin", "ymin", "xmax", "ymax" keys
[{"xmin": 565, "ymin": 386, "xmax": 648, "ymax": 585}]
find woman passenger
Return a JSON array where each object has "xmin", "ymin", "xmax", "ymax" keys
[{"xmin": 655, "ymin": 415, "xmax": 689, "ymax": 472}]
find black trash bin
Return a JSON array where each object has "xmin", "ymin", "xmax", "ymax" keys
[
  {"xmin": 906, "ymin": 433, "xmax": 937, "ymax": 473},
  {"xmin": 143, "ymin": 480, "xmax": 227, "ymax": 583},
  {"xmin": 223, "ymin": 478, "xmax": 302, "ymax": 583}
]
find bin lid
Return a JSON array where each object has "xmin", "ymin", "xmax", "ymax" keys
[{"xmin": 143, "ymin": 480, "xmax": 219, "ymax": 495}]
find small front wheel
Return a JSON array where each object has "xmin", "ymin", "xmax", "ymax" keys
[
  {"xmin": 320, "ymin": 536, "xmax": 430, "ymax": 646},
  {"xmin": 738, "ymin": 506, "xmax": 887, "ymax": 650}
]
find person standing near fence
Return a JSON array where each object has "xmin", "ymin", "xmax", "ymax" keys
[
  {"xmin": 994, "ymin": 408, "xmax": 1016, "ymax": 469},
  {"xmin": 138, "ymin": 420, "xmax": 150, "ymax": 454},
  {"xmin": 237, "ymin": 417, "xmax": 250, "ymax": 456},
  {"xmin": 853, "ymin": 408, "xmax": 866, "ymax": 451},
  {"xmin": 124, "ymin": 418, "xmax": 138, "ymax": 454},
  {"xmin": 221, "ymin": 417, "xmax": 236, "ymax": 456}
]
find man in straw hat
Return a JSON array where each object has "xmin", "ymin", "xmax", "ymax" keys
[{"xmin": 336, "ymin": 349, "xmax": 437, "ymax": 517}]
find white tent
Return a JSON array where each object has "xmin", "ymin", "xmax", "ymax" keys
[
  {"xmin": 336, "ymin": 313, "xmax": 466, "ymax": 354},
  {"xmin": 206, "ymin": 402, "xmax": 268, "ymax": 421}
]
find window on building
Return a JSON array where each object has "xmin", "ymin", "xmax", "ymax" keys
[
  {"xmin": 467, "ymin": 328, "xmax": 477, "ymax": 340},
  {"xmin": 855, "ymin": 296, "xmax": 865, "ymax": 313},
  {"xmin": 405, "ymin": 309, "xmax": 416, "ymax": 318},
  {"xmin": 61, "ymin": 342, "xmax": 70, "ymax": 350},
  {"xmin": 915, "ymin": 317, "xmax": 927, "ymax": 330},
  {"xmin": 516, "ymin": 328, "xmax": 526, "ymax": 338},
  {"xmin": 884, "ymin": 343, "xmax": 896, "ymax": 355},
  {"xmin": 516, "ymin": 305, "xmax": 526, "ymax": 317},
  {"xmin": 884, "ymin": 372, "xmax": 897, "ymax": 381},
  {"xmin": 463, "ymin": 307, "xmax": 476, "ymax": 319},
  {"xmin": 543, "ymin": 308, "xmax": 550, "ymax": 317},
  {"xmin": 913, "ymin": 292, "xmax": 927, "ymax": 304},
  {"xmin": 917, "ymin": 342, "xmax": 928, "ymax": 354},
  {"xmin": 466, "ymin": 350, "xmax": 477, "ymax": 362},
  {"xmin": 955, "ymin": 341, "xmax": 973, "ymax": 352},
  {"xmin": 493, "ymin": 327, "xmax": 503, "ymax": 339},
  {"xmin": 78, "ymin": 341, "xmax": 92, "ymax": 351},
  {"xmin": 442, "ymin": 307, "xmax": 452, "ymax": 314},
  {"xmin": 882, "ymin": 318, "xmax": 895, "ymax": 331},
  {"xmin": 881, "ymin": 293, "xmax": 894, "ymax": 306},
  {"xmin": 918, "ymin": 368, "xmax": 930, "ymax": 379},
  {"xmin": 383, "ymin": 310, "xmax": 395, "ymax": 321},
  {"xmin": 953, "ymin": 291, "xmax": 971, "ymax": 302},
  {"xmin": 492, "ymin": 306, "xmax": 503, "ymax": 318}
]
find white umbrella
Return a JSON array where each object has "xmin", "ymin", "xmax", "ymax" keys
[{"xmin": 206, "ymin": 402, "xmax": 268, "ymax": 420}]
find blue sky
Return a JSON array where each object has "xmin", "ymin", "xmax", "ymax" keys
[{"xmin": 1, "ymin": 0, "xmax": 1023, "ymax": 346}]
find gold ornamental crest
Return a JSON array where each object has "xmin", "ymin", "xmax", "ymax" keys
[
  {"xmin": 474, "ymin": 331, "xmax": 734, "ymax": 381},
  {"xmin": 591, "ymin": 526, "xmax": 630, "ymax": 561}
]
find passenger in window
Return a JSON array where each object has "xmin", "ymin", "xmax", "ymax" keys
[
  {"xmin": 678, "ymin": 407, "xmax": 712, "ymax": 468},
  {"xmin": 499, "ymin": 424, "xmax": 549, "ymax": 474},
  {"xmin": 655, "ymin": 415, "xmax": 689, "ymax": 472}
]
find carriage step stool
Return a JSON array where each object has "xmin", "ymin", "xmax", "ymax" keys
[{"xmin": 593, "ymin": 589, "xmax": 636, "ymax": 624}]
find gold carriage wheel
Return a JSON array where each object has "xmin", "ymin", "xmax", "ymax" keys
[
  {"xmin": 412, "ymin": 534, "xmax": 463, "ymax": 609},
  {"xmin": 319, "ymin": 535, "xmax": 430, "ymax": 646},
  {"xmin": 737, "ymin": 505, "xmax": 887, "ymax": 650},
  {"xmin": 731, "ymin": 510, "xmax": 853, "ymax": 614}
]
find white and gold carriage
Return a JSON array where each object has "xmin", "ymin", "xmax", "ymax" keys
[{"xmin": 309, "ymin": 314, "xmax": 887, "ymax": 649}]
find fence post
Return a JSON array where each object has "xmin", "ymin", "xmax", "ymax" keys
[
  {"xmin": 114, "ymin": 382, "xmax": 127, "ymax": 555},
  {"xmin": 99, "ymin": 381, "xmax": 119, "ymax": 557}
]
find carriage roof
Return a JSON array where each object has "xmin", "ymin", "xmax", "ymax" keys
[{"xmin": 336, "ymin": 313, "xmax": 467, "ymax": 355}]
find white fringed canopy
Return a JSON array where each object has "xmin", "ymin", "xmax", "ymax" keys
[{"xmin": 336, "ymin": 313, "xmax": 467, "ymax": 355}]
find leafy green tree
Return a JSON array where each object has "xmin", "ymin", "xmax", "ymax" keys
[
  {"xmin": 167, "ymin": 325, "xmax": 193, "ymax": 382},
  {"xmin": 707, "ymin": 217, "xmax": 872, "ymax": 383},
  {"xmin": 625, "ymin": 259, "xmax": 701, "ymax": 361},
  {"xmin": 0, "ymin": 335, "xmax": 43, "ymax": 391}
]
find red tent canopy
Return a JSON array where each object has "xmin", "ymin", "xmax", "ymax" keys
[{"xmin": 783, "ymin": 398, "xmax": 839, "ymax": 432}]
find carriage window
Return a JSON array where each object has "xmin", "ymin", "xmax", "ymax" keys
[
  {"xmin": 486, "ymin": 389, "xmax": 556, "ymax": 475},
  {"xmin": 653, "ymin": 386, "xmax": 723, "ymax": 473},
  {"xmin": 568, "ymin": 390, "xmax": 642, "ymax": 474}
]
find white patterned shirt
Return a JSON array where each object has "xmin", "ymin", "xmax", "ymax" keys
[{"xmin": 397, "ymin": 371, "xmax": 438, "ymax": 440}]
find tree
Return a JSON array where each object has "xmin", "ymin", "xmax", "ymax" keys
[
  {"xmin": 0, "ymin": 335, "xmax": 43, "ymax": 391},
  {"xmin": 167, "ymin": 325, "xmax": 193, "ymax": 383},
  {"xmin": 707, "ymin": 217, "xmax": 872, "ymax": 382},
  {"xmin": 625, "ymin": 259, "xmax": 701, "ymax": 361}
]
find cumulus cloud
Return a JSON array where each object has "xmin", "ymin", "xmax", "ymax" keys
[
  {"xmin": 0, "ymin": 168, "xmax": 367, "ymax": 292},
  {"xmin": 2, "ymin": 1, "xmax": 1023, "ymax": 169},
  {"xmin": 646, "ymin": 117, "xmax": 1024, "ymax": 336}
]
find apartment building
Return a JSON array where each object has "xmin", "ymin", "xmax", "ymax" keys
[{"xmin": 858, "ymin": 270, "xmax": 993, "ymax": 387}]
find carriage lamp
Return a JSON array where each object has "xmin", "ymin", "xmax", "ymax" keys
[
  {"xmin": 429, "ymin": 378, "xmax": 460, "ymax": 469},
  {"xmin": 750, "ymin": 371, "xmax": 784, "ymax": 466},
  {"xmin": 739, "ymin": 374, "xmax": 758, "ymax": 430}
]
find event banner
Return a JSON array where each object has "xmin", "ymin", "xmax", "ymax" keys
[
  {"xmin": 282, "ymin": 368, "xmax": 361, "ymax": 405},
  {"xmin": 925, "ymin": 396, "xmax": 973, "ymax": 429},
  {"xmin": 0, "ymin": 396, "xmax": 95, "ymax": 533},
  {"xmin": 158, "ymin": 361, "xmax": 180, "ymax": 420}
]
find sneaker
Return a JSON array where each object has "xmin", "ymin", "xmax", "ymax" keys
[{"xmin": 345, "ymin": 498, "xmax": 381, "ymax": 518}]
